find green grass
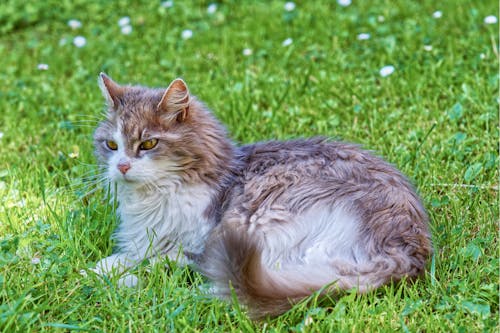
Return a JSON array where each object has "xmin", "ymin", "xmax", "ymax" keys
[{"xmin": 0, "ymin": 0, "xmax": 498, "ymax": 331}]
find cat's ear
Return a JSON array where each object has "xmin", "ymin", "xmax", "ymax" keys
[
  {"xmin": 98, "ymin": 72, "xmax": 124, "ymax": 108},
  {"xmin": 157, "ymin": 78, "xmax": 190, "ymax": 122}
]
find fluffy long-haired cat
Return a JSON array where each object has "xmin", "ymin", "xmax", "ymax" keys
[{"xmin": 92, "ymin": 73, "xmax": 432, "ymax": 318}]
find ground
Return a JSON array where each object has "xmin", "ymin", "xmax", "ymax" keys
[{"xmin": 0, "ymin": 0, "xmax": 498, "ymax": 331}]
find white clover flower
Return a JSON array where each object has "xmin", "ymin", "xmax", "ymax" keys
[
  {"xmin": 37, "ymin": 63, "xmax": 49, "ymax": 70},
  {"xmin": 357, "ymin": 33, "xmax": 370, "ymax": 40},
  {"xmin": 423, "ymin": 45, "xmax": 433, "ymax": 51},
  {"xmin": 181, "ymin": 29, "xmax": 193, "ymax": 39},
  {"xmin": 284, "ymin": 2, "xmax": 296, "ymax": 11},
  {"xmin": 282, "ymin": 38, "xmax": 293, "ymax": 47},
  {"xmin": 161, "ymin": 0, "xmax": 173, "ymax": 8},
  {"xmin": 207, "ymin": 3, "xmax": 217, "ymax": 14},
  {"xmin": 337, "ymin": 0, "xmax": 351, "ymax": 7},
  {"xmin": 379, "ymin": 65, "xmax": 395, "ymax": 77},
  {"xmin": 242, "ymin": 48, "xmax": 253, "ymax": 56},
  {"xmin": 304, "ymin": 316, "xmax": 314, "ymax": 326},
  {"xmin": 67, "ymin": 19, "xmax": 82, "ymax": 29},
  {"xmin": 118, "ymin": 16, "xmax": 131, "ymax": 27},
  {"xmin": 432, "ymin": 11, "xmax": 442, "ymax": 19},
  {"xmin": 73, "ymin": 36, "xmax": 87, "ymax": 48},
  {"xmin": 121, "ymin": 25, "xmax": 132, "ymax": 35},
  {"xmin": 484, "ymin": 15, "xmax": 498, "ymax": 25}
]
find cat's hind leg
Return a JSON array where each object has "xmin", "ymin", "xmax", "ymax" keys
[{"xmin": 199, "ymin": 204, "xmax": 422, "ymax": 318}]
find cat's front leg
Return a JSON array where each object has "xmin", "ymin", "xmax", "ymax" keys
[{"xmin": 92, "ymin": 253, "xmax": 139, "ymax": 287}]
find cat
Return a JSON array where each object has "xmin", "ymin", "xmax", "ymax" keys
[{"xmin": 92, "ymin": 73, "xmax": 432, "ymax": 318}]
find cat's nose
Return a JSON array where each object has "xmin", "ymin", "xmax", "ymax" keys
[{"xmin": 117, "ymin": 162, "xmax": 131, "ymax": 175}]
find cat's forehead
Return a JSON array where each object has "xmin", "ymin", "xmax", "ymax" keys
[
  {"xmin": 111, "ymin": 87, "xmax": 166, "ymax": 135},
  {"xmin": 115, "ymin": 111, "xmax": 159, "ymax": 139},
  {"xmin": 118, "ymin": 87, "xmax": 164, "ymax": 112}
]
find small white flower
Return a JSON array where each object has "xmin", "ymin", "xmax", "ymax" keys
[
  {"xmin": 337, "ymin": 0, "xmax": 351, "ymax": 7},
  {"xmin": 357, "ymin": 33, "xmax": 371, "ymax": 40},
  {"xmin": 31, "ymin": 257, "xmax": 41, "ymax": 265},
  {"xmin": 284, "ymin": 2, "xmax": 296, "ymax": 11},
  {"xmin": 121, "ymin": 25, "xmax": 132, "ymax": 35},
  {"xmin": 73, "ymin": 36, "xmax": 87, "ymax": 48},
  {"xmin": 118, "ymin": 16, "xmax": 131, "ymax": 27},
  {"xmin": 282, "ymin": 37, "xmax": 293, "ymax": 47},
  {"xmin": 423, "ymin": 45, "xmax": 433, "ymax": 51},
  {"xmin": 484, "ymin": 15, "xmax": 498, "ymax": 25},
  {"xmin": 242, "ymin": 48, "xmax": 253, "ymax": 56},
  {"xmin": 181, "ymin": 29, "xmax": 193, "ymax": 39},
  {"xmin": 67, "ymin": 19, "xmax": 82, "ymax": 30},
  {"xmin": 379, "ymin": 65, "xmax": 395, "ymax": 77},
  {"xmin": 161, "ymin": 0, "xmax": 173, "ymax": 8},
  {"xmin": 432, "ymin": 11, "xmax": 442, "ymax": 19},
  {"xmin": 480, "ymin": 53, "xmax": 486, "ymax": 59},
  {"xmin": 207, "ymin": 3, "xmax": 217, "ymax": 14},
  {"xmin": 37, "ymin": 63, "xmax": 49, "ymax": 70},
  {"xmin": 0, "ymin": 132, "xmax": 4, "ymax": 139}
]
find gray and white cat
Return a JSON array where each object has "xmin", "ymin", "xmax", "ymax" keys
[{"xmin": 92, "ymin": 73, "xmax": 432, "ymax": 318}]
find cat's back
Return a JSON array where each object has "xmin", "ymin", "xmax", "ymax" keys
[
  {"xmin": 228, "ymin": 137, "xmax": 427, "ymax": 230},
  {"xmin": 238, "ymin": 137, "xmax": 411, "ymax": 190}
]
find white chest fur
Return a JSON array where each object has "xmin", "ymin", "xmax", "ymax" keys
[{"xmin": 114, "ymin": 182, "xmax": 214, "ymax": 261}]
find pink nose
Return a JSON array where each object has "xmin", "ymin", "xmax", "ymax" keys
[{"xmin": 117, "ymin": 162, "xmax": 131, "ymax": 175}]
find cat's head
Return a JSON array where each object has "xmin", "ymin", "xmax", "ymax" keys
[{"xmin": 93, "ymin": 73, "xmax": 232, "ymax": 189}]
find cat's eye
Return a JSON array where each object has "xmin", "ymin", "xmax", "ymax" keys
[
  {"xmin": 140, "ymin": 138, "xmax": 158, "ymax": 150},
  {"xmin": 106, "ymin": 140, "xmax": 118, "ymax": 150}
]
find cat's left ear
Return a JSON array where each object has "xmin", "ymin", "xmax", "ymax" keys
[{"xmin": 157, "ymin": 78, "xmax": 190, "ymax": 122}]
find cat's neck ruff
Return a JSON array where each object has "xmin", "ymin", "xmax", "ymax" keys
[{"xmin": 114, "ymin": 179, "xmax": 215, "ymax": 260}]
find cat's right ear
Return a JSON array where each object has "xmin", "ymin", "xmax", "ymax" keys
[{"xmin": 98, "ymin": 73, "xmax": 124, "ymax": 109}]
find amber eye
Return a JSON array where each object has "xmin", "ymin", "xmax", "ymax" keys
[
  {"xmin": 106, "ymin": 140, "xmax": 118, "ymax": 150},
  {"xmin": 140, "ymin": 138, "xmax": 158, "ymax": 150}
]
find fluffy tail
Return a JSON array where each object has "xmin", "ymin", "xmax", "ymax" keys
[
  {"xmin": 199, "ymin": 226, "xmax": 430, "ymax": 319},
  {"xmin": 199, "ymin": 228, "xmax": 308, "ymax": 318}
]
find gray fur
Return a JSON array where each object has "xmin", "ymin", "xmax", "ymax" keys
[
  {"xmin": 201, "ymin": 139, "xmax": 431, "ymax": 318},
  {"xmin": 93, "ymin": 75, "xmax": 432, "ymax": 319}
]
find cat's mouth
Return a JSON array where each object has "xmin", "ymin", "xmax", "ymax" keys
[
  {"xmin": 122, "ymin": 175, "xmax": 138, "ymax": 183},
  {"xmin": 113, "ymin": 173, "xmax": 137, "ymax": 184}
]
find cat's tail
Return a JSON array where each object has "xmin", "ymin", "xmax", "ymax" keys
[
  {"xmin": 199, "ymin": 228, "xmax": 307, "ymax": 318},
  {"xmin": 199, "ymin": 226, "xmax": 428, "ymax": 319}
]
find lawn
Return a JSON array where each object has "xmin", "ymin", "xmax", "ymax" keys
[{"xmin": 0, "ymin": 0, "xmax": 498, "ymax": 331}]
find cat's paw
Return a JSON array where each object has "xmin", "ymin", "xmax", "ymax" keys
[
  {"xmin": 197, "ymin": 283, "xmax": 225, "ymax": 298},
  {"xmin": 117, "ymin": 272, "xmax": 139, "ymax": 287},
  {"xmin": 92, "ymin": 253, "xmax": 135, "ymax": 276}
]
